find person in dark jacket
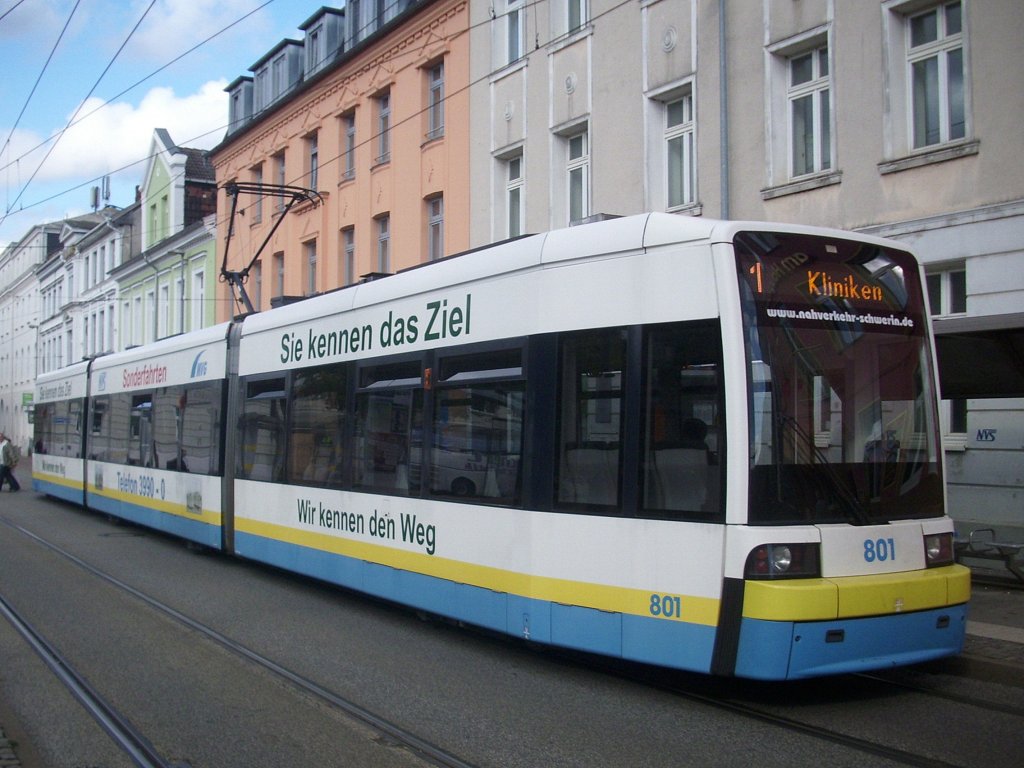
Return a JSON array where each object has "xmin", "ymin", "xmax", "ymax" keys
[{"xmin": 0, "ymin": 432, "xmax": 21, "ymax": 491}]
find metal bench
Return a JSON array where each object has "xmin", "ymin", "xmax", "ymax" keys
[{"xmin": 954, "ymin": 528, "xmax": 1024, "ymax": 583}]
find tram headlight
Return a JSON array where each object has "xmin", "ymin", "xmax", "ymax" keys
[
  {"xmin": 745, "ymin": 543, "xmax": 821, "ymax": 579},
  {"xmin": 924, "ymin": 532, "xmax": 954, "ymax": 567}
]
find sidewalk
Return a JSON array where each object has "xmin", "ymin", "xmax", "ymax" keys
[{"xmin": 962, "ymin": 579, "xmax": 1024, "ymax": 668}]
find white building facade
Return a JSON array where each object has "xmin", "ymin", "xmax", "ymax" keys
[{"xmin": 468, "ymin": 0, "xmax": 1024, "ymax": 538}]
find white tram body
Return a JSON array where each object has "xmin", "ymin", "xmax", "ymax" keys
[
  {"xmin": 33, "ymin": 360, "xmax": 91, "ymax": 505},
  {"xmin": 33, "ymin": 214, "xmax": 969, "ymax": 679}
]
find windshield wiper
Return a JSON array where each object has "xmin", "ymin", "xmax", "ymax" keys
[{"xmin": 777, "ymin": 415, "xmax": 871, "ymax": 525}]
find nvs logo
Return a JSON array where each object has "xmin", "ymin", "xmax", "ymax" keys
[
  {"xmin": 976, "ymin": 429, "xmax": 998, "ymax": 442},
  {"xmin": 190, "ymin": 351, "xmax": 208, "ymax": 379}
]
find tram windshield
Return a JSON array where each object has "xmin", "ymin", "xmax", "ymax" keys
[{"xmin": 735, "ymin": 231, "xmax": 944, "ymax": 525}]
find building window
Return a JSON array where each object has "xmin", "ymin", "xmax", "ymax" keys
[
  {"xmin": 789, "ymin": 45, "xmax": 831, "ymax": 177},
  {"xmin": 146, "ymin": 290, "xmax": 155, "ymax": 342},
  {"xmin": 159, "ymin": 284, "xmax": 169, "ymax": 338},
  {"xmin": 255, "ymin": 69, "xmax": 269, "ymax": 111},
  {"xmin": 568, "ymin": 0, "xmax": 588, "ymax": 33},
  {"xmin": 665, "ymin": 93, "xmax": 695, "ymax": 208},
  {"xmin": 506, "ymin": 154, "xmax": 523, "ymax": 238},
  {"xmin": 377, "ymin": 215, "xmax": 390, "ymax": 273},
  {"xmin": 133, "ymin": 296, "xmax": 143, "ymax": 347},
  {"xmin": 307, "ymin": 26, "xmax": 322, "ymax": 71},
  {"xmin": 191, "ymin": 271, "xmax": 205, "ymax": 330},
  {"xmin": 230, "ymin": 89, "xmax": 244, "ymax": 129},
  {"xmin": 426, "ymin": 62, "xmax": 445, "ymax": 140},
  {"xmin": 273, "ymin": 251, "xmax": 285, "ymax": 296},
  {"xmin": 567, "ymin": 130, "xmax": 589, "ymax": 223},
  {"xmin": 346, "ymin": 0, "xmax": 362, "ymax": 47},
  {"xmin": 427, "ymin": 196, "xmax": 444, "ymax": 261},
  {"xmin": 927, "ymin": 267, "xmax": 966, "ymax": 317},
  {"xmin": 272, "ymin": 53, "xmax": 288, "ymax": 101},
  {"xmin": 506, "ymin": 1, "xmax": 525, "ymax": 65},
  {"xmin": 927, "ymin": 266, "xmax": 967, "ymax": 437},
  {"xmin": 376, "ymin": 90, "xmax": 391, "ymax": 164},
  {"xmin": 251, "ymin": 164, "xmax": 263, "ymax": 223},
  {"xmin": 253, "ymin": 259, "xmax": 262, "ymax": 310},
  {"xmin": 882, "ymin": 1, "xmax": 970, "ymax": 164},
  {"xmin": 908, "ymin": 2, "xmax": 964, "ymax": 148},
  {"xmin": 174, "ymin": 275, "xmax": 184, "ymax": 334},
  {"xmin": 342, "ymin": 227, "xmax": 355, "ymax": 284},
  {"xmin": 307, "ymin": 132, "xmax": 319, "ymax": 190},
  {"xmin": 274, "ymin": 151, "xmax": 286, "ymax": 210},
  {"xmin": 305, "ymin": 240, "xmax": 318, "ymax": 296},
  {"xmin": 341, "ymin": 111, "xmax": 356, "ymax": 180}
]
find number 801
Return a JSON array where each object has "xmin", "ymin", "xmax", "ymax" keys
[
  {"xmin": 649, "ymin": 594, "xmax": 681, "ymax": 618},
  {"xmin": 864, "ymin": 537, "xmax": 896, "ymax": 562}
]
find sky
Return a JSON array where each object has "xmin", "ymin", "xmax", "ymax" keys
[{"xmin": 0, "ymin": 0, "xmax": 324, "ymax": 248}]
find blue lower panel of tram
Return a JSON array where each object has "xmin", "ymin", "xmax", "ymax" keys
[
  {"xmin": 87, "ymin": 492, "xmax": 222, "ymax": 549},
  {"xmin": 33, "ymin": 476, "xmax": 84, "ymax": 506},
  {"xmin": 735, "ymin": 605, "xmax": 968, "ymax": 680},
  {"xmin": 235, "ymin": 530, "xmax": 718, "ymax": 673}
]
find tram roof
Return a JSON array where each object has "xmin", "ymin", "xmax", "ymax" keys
[
  {"xmin": 238, "ymin": 213, "xmax": 903, "ymax": 340},
  {"xmin": 89, "ymin": 322, "xmax": 233, "ymax": 372},
  {"xmin": 237, "ymin": 213, "xmax": 721, "ymax": 338}
]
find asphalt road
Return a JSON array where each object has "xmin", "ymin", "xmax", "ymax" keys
[{"xmin": 1, "ymin": 489, "xmax": 1022, "ymax": 767}]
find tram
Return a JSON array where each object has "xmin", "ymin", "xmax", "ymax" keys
[{"xmin": 32, "ymin": 213, "xmax": 969, "ymax": 679}]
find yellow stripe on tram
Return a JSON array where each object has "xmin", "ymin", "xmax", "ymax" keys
[{"xmin": 236, "ymin": 517, "xmax": 721, "ymax": 626}]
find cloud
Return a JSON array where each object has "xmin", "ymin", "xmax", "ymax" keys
[
  {"xmin": 123, "ymin": 0, "xmax": 282, "ymax": 65},
  {"xmin": 0, "ymin": 0, "xmax": 295, "ymax": 242},
  {"xmin": 5, "ymin": 80, "xmax": 228, "ymax": 185},
  {"xmin": 0, "ymin": 80, "xmax": 227, "ymax": 247},
  {"xmin": 0, "ymin": 0, "xmax": 68, "ymax": 39}
]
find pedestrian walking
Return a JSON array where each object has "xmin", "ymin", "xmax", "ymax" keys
[{"xmin": 0, "ymin": 432, "xmax": 21, "ymax": 492}]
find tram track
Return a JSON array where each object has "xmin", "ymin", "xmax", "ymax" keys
[
  {"xmin": 0, "ymin": 590, "xmax": 179, "ymax": 768},
  {"xmin": 579, "ymin": 660, "xmax": 972, "ymax": 768},
  {"xmin": 537, "ymin": 630, "xmax": 1024, "ymax": 768},
  {"xmin": 854, "ymin": 670, "xmax": 1024, "ymax": 718},
  {"xmin": 4, "ymin": 508, "xmax": 1019, "ymax": 768},
  {"xmin": 0, "ymin": 515, "xmax": 480, "ymax": 768}
]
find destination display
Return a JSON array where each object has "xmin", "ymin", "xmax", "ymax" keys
[{"xmin": 734, "ymin": 231, "xmax": 927, "ymax": 335}]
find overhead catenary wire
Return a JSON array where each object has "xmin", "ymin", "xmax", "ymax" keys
[
  {"xmin": 4, "ymin": 0, "xmax": 637, "ymax": 249},
  {"xmin": 0, "ymin": 0, "xmax": 159, "ymax": 229},
  {"xmin": 0, "ymin": 0, "xmax": 29, "ymax": 25},
  {"xmin": 0, "ymin": 0, "xmax": 82, "ymax": 181},
  {"xmin": 0, "ymin": 0, "xmax": 277, "ymax": 179}
]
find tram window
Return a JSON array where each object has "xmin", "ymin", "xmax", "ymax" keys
[
  {"xmin": 33, "ymin": 403, "xmax": 52, "ymax": 456},
  {"xmin": 642, "ymin": 322, "xmax": 724, "ymax": 520},
  {"xmin": 354, "ymin": 360, "xmax": 423, "ymax": 495},
  {"xmin": 431, "ymin": 348, "xmax": 524, "ymax": 504},
  {"xmin": 151, "ymin": 383, "xmax": 222, "ymax": 475},
  {"xmin": 153, "ymin": 388, "xmax": 183, "ymax": 471},
  {"xmin": 556, "ymin": 329, "xmax": 626, "ymax": 509},
  {"xmin": 129, "ymin": 394, "xmax": 155, "ymax": 467},
  {"xmin": 42, "ymin": 399, "xmax": 83, "ymax": 458},
  {"xmin": 89, "ymin": 396, "xmax": 110, "ymax": 462},
  {"xmin": 179, "ymin": 382, "xmax": 222, "ymax": 475},
  {"xmin": 67, "ymin": 398, "xmax": 83, "ymax": 458},
  {"xmin": 238, "ymin": 377, "xmax": 287, "ymax": 482},
  {"xmin": 97, "ymin": 393, "xmax": 132, "ymax": 465},
  {"xmin": 289, "ymin": 364, "xmax": 348, "ymax": 488}
]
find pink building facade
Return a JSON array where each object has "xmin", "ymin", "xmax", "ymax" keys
[{"xmin": 212, "ymin": 0, "xmax": 470, "ymax": 321}]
